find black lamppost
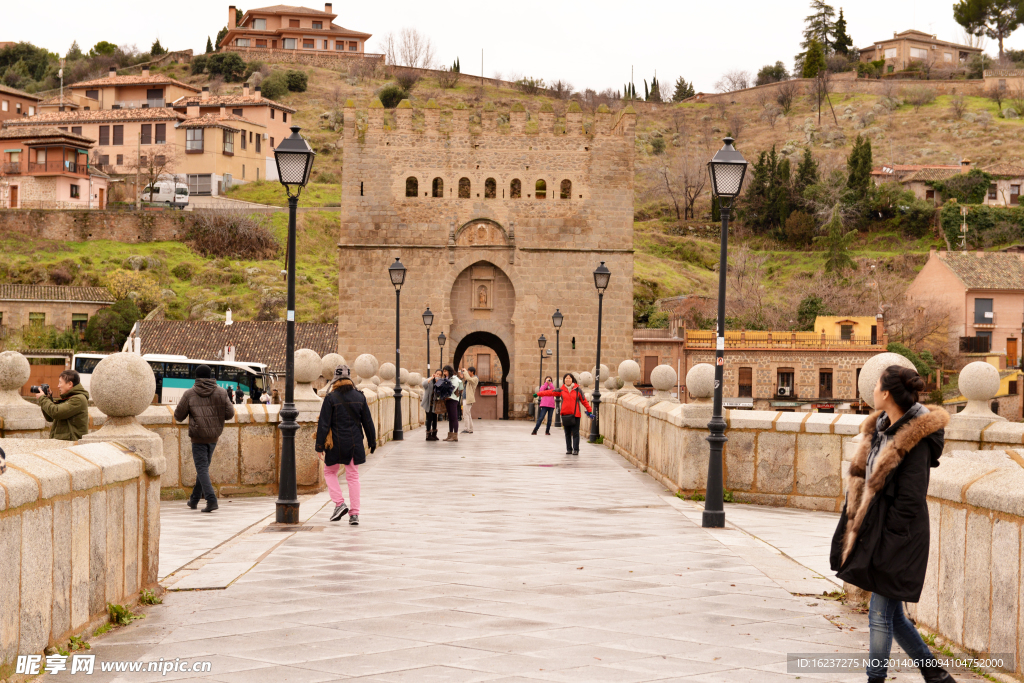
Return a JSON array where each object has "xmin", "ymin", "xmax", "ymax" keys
[
  {"xmin": 422, "ymin": 307, "xmax": 434, "ymax": 376},
  {"xmin": 538, "ymin": 334, "xmax": 547, "ymax": 396},
  {"xmin": 552, "ymin": 309, "xmax": 563, "ymax": 428},
  {"xmin": 438, "ymin": 331, "xmax": 446, "ymax": 369},
  {"xmin": 273, "ymin": 125, "xmax": 316, "ymax": 525},
  {"xmin": 703, "ymin": 137, "xmax": 748, "ymax": 529},
  {"xmin": 389, "ymin": 258, "xmax": 406, "ymax": 441},
  {"xmin": 588, "ymin": 262, "xmax": 611, "ymax": 443}
]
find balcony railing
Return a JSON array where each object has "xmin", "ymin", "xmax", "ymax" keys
[
  {"xmin": 112, "ymin": 99, "xmax": 166, "ymax": 110},
  {"xmin": 973, "ymin": 310, "xmax": 995, "ymax": 326},
  {"xmin": 633, "ymin": 328, "xmax": 675, "ymax": 340},
  {"xmin": 2, "ymin": 162, "xmax": 21, "ymax": 174},
  {"xmin": 960, "ymin": 336, "xmax": 991, "ymax": 353},
  {"xmin": 27, "ymin": 160, "xmax": 81, "ymax": 175},
  {"xmin": 682, "ymin": 331, "xmax": 886, "ymax": 350}
]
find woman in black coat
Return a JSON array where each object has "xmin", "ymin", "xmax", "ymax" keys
[
  {"xmin": 315, "ymin": 366, "xmax": 376, "ymax": 526},
  {"xmin": 830, "ymin": 366, "xmax": 953, "ymax": 683}
]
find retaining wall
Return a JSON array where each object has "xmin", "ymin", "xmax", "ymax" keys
[
  {"xmin": 0, "ymin": 209, "xmax": 191, "ymax": 243},
  {"xmin": 693, "ymin": 74, "xmax": 986, "ymax": 105}
]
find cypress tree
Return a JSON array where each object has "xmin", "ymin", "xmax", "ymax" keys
[
  {"xmin": 205, "ymin": 37, "xmax": 214, "ymax": 54},
  {"xmin": 794, "ymin": 147, "xmax": 819, "ymax": 200},
  {"xmin": 644, "ymin": 79, "xmax": 649, "ymax": 100},
  {"xmin": 833, "ymin": 8, "xmax": 853, "ymax": 55},
  {"xmin": 802, "ymin": 39, "xmax": 827, "ymax": 78},
  {"xmin": 846, "ymin": 135, "xmax": 872, "ymax": 201}
]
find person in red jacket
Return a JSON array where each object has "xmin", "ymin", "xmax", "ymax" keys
[{"xmin": 538, "ymin": 373, "xmax": 592, "ymax": 455}]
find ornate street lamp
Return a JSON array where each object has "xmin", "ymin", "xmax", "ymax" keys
[
  {"xmin": 422, "ymin": 307, "xmax": 434, "ymax": 376},
  {"xmin": 272, "ymin": 125, "xmax": 315, "ymax": 525},
  {"xmin": 588, "ymin": 262, "xmax": 611, "ymax": 443},
  {"xmin": 552, "ymin": 309, "xmax": 563, "ymax": 428},
  {"xmin": 703, "ymin": 137, "xmax": 748, "ymax": 529},
  {"xmin": 438, "ymin": 331, "xmax": 446, "ymax": 369},
  {"xmin": 389, "ymin": 257, "xmax": 407, "ymax": 441}
]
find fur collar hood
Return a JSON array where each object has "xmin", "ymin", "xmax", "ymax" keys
[
  {"xmin": 841, "ymin": 405, "xmax": 948, "ymax": 564},
  {"xmin": 331, "ymin": 378, "xmax": 356, "ymax": 393}
]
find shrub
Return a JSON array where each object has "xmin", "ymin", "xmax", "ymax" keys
[
  {"xmin": 190, "ymin": 54, "xmax": 208, "ymax": 76},
  {"xmin": 49, "ymin": 264, "xmax": 74, "ymax": 285},
  {"xmin": 377, "ymin": 83, "xmax": 408, "ymax": 109},
  {"xmin": 285, "ymin": 69, "xmax": 308, "ymax": 92},
  {"xmin": 314, "ymin": 170, "xmax": 338, "ymax": 183},
  {"xmin": 171, "ymin": 262, "xmax": 193, "ymax": 280},
  {"xmin": 107, "ymin": 603, "xmax": 139, "ymax": 626},
  {"xmin": 258, "ymin": 71, "xmax": 288, "ymax": 100},
  {"xmin": 193, "ymin": 52, "xmax": 246, "ymax": 81},
  {"xmin": 139, "ymin": 589, "xmax": 162, "ymax": 605},
  {"xmin": 85, "ymin": 299, "xmax": 141, "ymax": 351},
  {"xmin": 436, "ymin": 67, "xmax": 460, "ymax": 89},
  {"xmin": 902, "ymin": 85, "xmax": 935, "ymax": 111},
  {"xmin": 651, "ymin": 137, "xmax": 666, "ymax": 155},
  {"xmin": 244, "ymin": 60, "xmax": 264, "ymax": 80},
  {"xmin": 514, "ymin": 76, "xmax": 545, "ymax": 95},
  {"xmin": 939, "ymin": 203, "xmax": 1024, "ymax": 248},
  {"xmin": 784, "ymin": 211, "xmax": 817, "ymax": 247},
  {"xmin": 393, "ymin": 68, "xmax": 420, "ymax": 91},
  {"xmin": 185, "ymin": 210, "xmax": 280, "ymax": 259}
]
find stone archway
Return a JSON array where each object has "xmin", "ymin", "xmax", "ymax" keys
[{"xmin": 454, "ymin": 331, "xmax": 510, "ymax": 419}]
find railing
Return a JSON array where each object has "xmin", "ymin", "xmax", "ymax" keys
[
  {"xmin": 2, "ymin": 162, "xmax": 21, "ymax": 174},
  {"xmin": 973, "ymin": 311, "xmax": 995, "ymax": 326},
  {"xmin": 960, "ymin": 336, "xmax": 991, "ymax": 353},
  {"xmin": 633, "ymin": 328, "xmax": 675, "ymax": 340},
  {"xmin": 112, "ymin": 99, "xmax": 166, "ymax": 110},
  {"xmin": 684, "ymin": 332, "xmax": 886, "ymax": 350},
  {"xmin": 27, "ymin": 160, "xmax": 81, "ymax": 175}
]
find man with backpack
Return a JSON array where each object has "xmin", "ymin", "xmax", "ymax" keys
[{"xmin": 173, "ymin": 365, "xmax": 235, "ymax": 512}]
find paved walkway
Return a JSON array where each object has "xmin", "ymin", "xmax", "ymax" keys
[{"xmin": 58, "ymin": 422, "xmax": 985, "ymax": 683}]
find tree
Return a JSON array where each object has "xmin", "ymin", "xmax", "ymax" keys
[
  {"xmin": 105, "ymin": 270, "xmax": 162, "ymax": 306},
  {"xmin": 756, "ymin": 61, "xmax": 789, "ymax": 85},
  {"xmin": 813, "ymin": 205, "xmax": 858, "ymax": 275},
  {"xmin": 85, "ymin": 299, "xmax": 141, "ymax": 352},
  {"xmin": 715, "ymin": 69, "xmax": 751, "ymax": 92},
  {"xmin": 797, "ymin": 294, "xmax": 831, "ymax": 330},
  {"xmin": 89, "ymin": 41, "xmax": 117, "ymax": 57},
  {"xmin": 206, "ymin": 36, "xmax": 214, "ymax": 54},
  {"xmin": 215, "ymin": 26, "xmax": 229, "ymax": 49},
  {"xmin": 651, "ymin": 149, "xmax": 708, "ymax": 220},
  {"xmin": 379, "ymin": 28, "xmax": 436, "ymax": 69},
  {"xmin": 742, "ymin": 146, "xmax": 792, "ymax": 233},
  {"xmin": 648, "ymin": 75, "xmax": 662, "ymax": 102},
  {"xmin": 776, "ymin": 80, "xmax": 799, "ymax": 113},
  {"xmin": 802, "ymin": 39, "xmax": 827, "ymax": 78},
  {"xmin": 672, "ymin": 76, "xmax": 695, "ymax": 101},
  {"xmin": 846, "ymin": 134, "xmax": 872, "ymax": 201},
  {"xmin": 66, "ymin": 41, "xmax": 83, "ymax": 61},
  {"xmin": 643, "ymin": 79, "xmax": 649, "ymax": 100},
  {"xmin": 833, "ymin": 8, "xmax": 853, "ymax": 55},
  {"xmin": 793, "ymin": 147, "xmax": 819, "ymax": 199},
  {"xmin": 796, "ymin": 0, "xmax": 837, "ymax": 72},
  {"xmin": 954, "ymin": 0, "xmax": 1024, "ymax": 60},
  {"xmin": 150, "ymin": 39, "xmax": 166, "ymax": 56},
  {"xmin": 128, "ymin": 146, "xmax": 179, "ymax": 205}
]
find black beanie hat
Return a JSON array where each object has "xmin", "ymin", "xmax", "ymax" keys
[{"xmin": 195, "ymin": 365, "xmax": 212, "ymax": 379}]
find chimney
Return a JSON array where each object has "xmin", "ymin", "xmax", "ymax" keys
[
  {"xmin": 220, "ymin": 105, "xmax": 227, "ymax": 117},
  {"xmin": 254, "ymin": 85, "xmax": 262, "ymax": 100},
  {"xmin": 201, "ymin": 86, "xmax": 209, "ymax": 101},
  {"xmin": 109, "ymin": 66, "xmax": 117, "ymax": 75},
  {"xmin": 186, "ymin": 102, "xmax": 199, "ymax": 118},
  {"xmin": 228, "ymin": 5, "xmax": 237, "ymax": 30},
  {"xmin": 142, "ymin": 66, "xmax": 150, "ymax": 77},
  {"xmin": 243, "ymin": 83, "xmax": 250, "ymax": 97},
  {"xmin": 961, "ymin": 158, "xmax": 971, "ymax": 171},
  {"xmin": 325, "ymin": 2, "xmax": 332, "ymax": 12},
  {"xmin": 876, "ymin": 314, "xmax": 885, "ymax": 340}
]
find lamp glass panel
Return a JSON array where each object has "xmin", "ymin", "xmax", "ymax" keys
[
  {"xmin": 711, "ymin": 163, "xmax": 746, "ymax": 197},
  {"xmin": 277, "ymin": 152, "xmax": 309, "ymax": 184}
]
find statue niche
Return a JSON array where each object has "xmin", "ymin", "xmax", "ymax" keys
[{"xmin": 454, "ymin": 219, "xmax": 509, "ymax": 248}]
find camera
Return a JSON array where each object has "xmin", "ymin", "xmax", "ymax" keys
[{"xmin": 31, "ymin": 383, "xmax": 50, "ymax": 395}]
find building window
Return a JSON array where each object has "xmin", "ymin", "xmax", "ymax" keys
[
  {"xmin": 1011, "ymin": 380, "xmax": 1019, "ymax": 395},
  {"xmin": 141, "ymin": 124, "xmax": 152, "ymax": 144},
  {"xmin": 255, "ymin": 135, "xmax": 261, "ymax": 153},
  {"xmin": 1012, "ymin": 185, "xmax": 1021, "ymax": 205},
  {"xmin": 269, "ymin": 136, "xmax": 274, "ymax": 147},
  {"xmin": 1000, "ymin": 79, "xmax": 1008, "ymax": 90},
  {"xmin": 283, "ymin": 38, "xmax": 297, "ymax": 50},
  {"xmin": 738, "ymin": 367, "xmax": 753, "ymax": 397},
  {"xmin": 85, "ymin": 89, "xmax": 99, "ymax": 100},
  {"xmin": 240, "ymin": 130, "xmax": 246, "ymax": 150},
  {"xmin": 255, "ymin": 39, "xmax": 267, "ymax": 48},
  {"xmin": 289, "ymin": 19, "xmax": 300, "ymax": 28},
  {"xmin": 155, "ymin": 123, "xmax": 166, "ymax": 144},
  {"xmin": 28, "ymin": 312, "xmax": 45, "ymax": 326},
  {"xmin": 235, "ymin": 38, "xmax": 250, "ymax": 47},
  {"xmin": 252, "ymin": 18, "xmax": 266, "ymax": 30},
  {"xmin": 313, "ymin": 21, "xmax": 322, "ymax": 29},
  {"xmin": 560, "ymin": 179, "xmax": 572, "ymax": 199},
  {"xmin": 349, "ymin": 42, "xmax": 358, "ymax": 52},
  {"xmin": 777, "ymin": 369, "xmax": 794, "ymax": 396},
  {"xmin": 819, "ymin": 369, "xmax": 833, "ymax": 399},
  {"xmin": 535, "ymin": 179, "xmax": 546, "ymax": 199},
  {"xmin": 432, "ymin": 177, "xmax": 443, "ymax": 197},
  {"xmin": 484, "ymin": 177, "xmax": 496, "ymax": 198},
  {"xmin": 71, "ymin": 313, "xmax": 88, "ymax": 338},
  {"xmin": 510, "ymin": 178, "xmax": 521, "ymax": 198},
  {"xmin": 271, "ymin": 109, "xmax": 275, "ymax": 119},
  {"xmin": 113, "ymin": 125, "xmax": 124, "ymax": 145},
  {"xmin": 1, "ymin": 100, "xmax": 7, "ymax": 112},
  {"xmin": 99, "ymin": 125, "xmax": 109, "ymax": 145},
  {"xmin": 989, "ymin": 184, "xmax": 998, "ymax": 200},
  {"xmin": 282, "ymin": 112, "xmax": 287, "ymax": 122},
  {"xmin": 885, "ymin": 47, "xmax": 897, "ymax": 59},
  {"xmin": 72, "ymin": 126, "xmax": 82, "ymax": 136},
  {"xmin": 975, "ymin": 298, "xmax": 993, "ymax": 324},
  {"xmin": 70, "ymin": 184, "xmax": 80, "ymax": 198},
  {"xmin": 458, "ymin": 177, "xmax": 470, "ymax": 198},
  {"xmin": 28, "ymin": 106, "xmax": 34, "ymax": 115},
  {"xmin": 223, "ymin": 131, "xmax": 234, "ymax": 154},
  {"xmin": 335, "ymin": 41, "xmax": 344, "ymax": 50},
  {"xmin": 944, "ymin": 52, "xmax": 953, "ymax": 62},
  {"xmin": 233, "ymin": 108, "xmax": 243, "ymax": 117},
  {"xmin": 186, "ymin": 128, "xmax": 204, "ymax": 152},
  {"xmin": 323, "ymin": 40, "xmax": 329, "ymax": 49},
  {"xmin": 841, "ymin": 324, "xmax": 853, "ymax": 340},
  {"xmin": 242, "ymin": 164, "xmax": 245, "ymax": 179},
  {"xmin": 99, "ymin": 154, "xmax": 109, "ymax": 165},
  {"xmin": 116, "ymin": 154, "xmax": 123, "ymax": 165},
  {"xmin": 405, "ymin": 177, "xmax": 418, "ymax": 197},
  {"xmin": 910, "ymin": 47, "xmax": 928, "ymax": 60},
  {"xmin": 303, "ymin": 39, "xmax": 315, "ymax": 49}
]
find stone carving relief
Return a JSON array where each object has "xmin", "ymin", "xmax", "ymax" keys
[{"xmin": 455, "ymin": 219, "xmax": 509, "ymax": 248}]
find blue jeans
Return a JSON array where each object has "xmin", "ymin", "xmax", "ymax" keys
[
  {"xmin": 867, "ymin": 592, "xmax": 937, "ymax": 678},
  {"xmin": 533, "ymin": 406, "xmax": 554, "ymax": 433},
  {"xmin": 189, "ymin": 442, "xmax": 217, "ymax": 503}
]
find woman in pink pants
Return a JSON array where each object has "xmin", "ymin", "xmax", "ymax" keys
[{"xmin": 315, "ymin": 365, "xmax": 377, "ymax": 526}]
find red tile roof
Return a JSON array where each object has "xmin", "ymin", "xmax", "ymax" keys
[
  {"xmin": 901, "ymin": 167, "xmax": 963, "ymax": 182},
  {"xmin": 170, "ymin": 93, "xmax": 296, "ymax": 113},
  {"xmin": 983, "ymin": 162, "xmax": 1024, "ymax": 178},
  {"xmin": 938, "ymin": 251, "xmax": 1024, "ymax": 290},
  {"xmin": 175, "ymin": 113, "xmax": 264, "ymax": 130},
  {"xmin": 0, "ymin": 84, "xmax": 41, "ymax": 101},
  {"xmin": 248, "ymin": 4, "xmax": 335, "ymax": 14},
  {"xmin": 0, "ymin": 285, "xmax": 115, "ymax": 303},
  {"xmin": 138, "ymin": 320, "xmax": 338, "ymax": 372},
  {"xmin": 2, "ymin": 108, "xmax": 184, "ymax": 126},
  {"xmin": 70, "ymin": 74, "xmax": 200, "ymax": 92}
]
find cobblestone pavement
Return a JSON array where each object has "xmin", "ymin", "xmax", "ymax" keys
[{"xmin": 58, "ymin": 422, "xmax": 986, "ymax": 683}]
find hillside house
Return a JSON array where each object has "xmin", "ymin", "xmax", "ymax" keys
[
  {"xmin": 0, "ymin": 284, "xmax": 115, "ymax": 335},
  {"xmin": 0, "ymin": 127, "xmax": 110, "ymax": 209},
  {"xmin": 220, "ymin": 3, "xmax": 375, "ymax": 63},
  {"xmin": 0, "ymin": 84, "xmax": 40, "ymax": 121},
  {"xmin": 981, "ymin": 162, "xmax": 1024, "ymax": 206},
  {"xmin": 38, "ymin": 66, "xmax": 200, "ymax": 113},
  {"xmin": 859, "ymin": 30, "xmax": 981, "ymax": 73},
  {"xmin": 907, "ymin": 249, "xmax": 1024, "ymax": 365}
]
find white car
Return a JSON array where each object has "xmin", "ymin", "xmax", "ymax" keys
[{"xmin": 142, "ymin": 181, "xmax": 189, "ymax": 209}]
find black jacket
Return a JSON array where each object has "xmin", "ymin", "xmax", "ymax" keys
[
  {"xmin": 830, "ymin": 405, "xmax": 948, "ymax": 602},
  {"xmin": 315, "ymin": 379, "xmax": 376, "ymax": 466},
  {"xmin": 174, "ymin": 379, "xmax": 235, "ymax": 444}
]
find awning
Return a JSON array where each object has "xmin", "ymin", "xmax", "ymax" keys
[
  {"xmin": 770, "ymin": 401, "xmax": 802, "ymax": 407},
  {"xmin": 4, "ymin": 149, "xmax": 20, "ymax": 152}
]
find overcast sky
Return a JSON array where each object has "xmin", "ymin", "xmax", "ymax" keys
[{"xmin": 9, "ymin": 0, "xmax": 1020, "ymax": 94}]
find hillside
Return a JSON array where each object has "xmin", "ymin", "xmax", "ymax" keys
[{"xmin": 11, "ymin": 55, "xmax": 1022, "ymax": 338}]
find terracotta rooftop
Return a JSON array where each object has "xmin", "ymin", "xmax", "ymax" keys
[
  {"xmin": 0, "ymin": 126, "xmax": 96, "ymax": 144},
  {"xmin": 871, "ymin": 164, "xmax": 962, "ymax": 177},
  {"xmin": 0, "ymin": 285, "xmax": 115, "ymax": 303},
  {"xmin": 937, "ymin": 251, "xmax": 1024, "ymax": 290},
  {"xmin": 0, "ymin": 84, "xmax": 41, "ymax": 101},
  {"xmin": 247, "ymin": 4, "xmax": 336, "ymax": 15},
  {"xmin": 175, "ymin": 113, "xmax": 264, "ymax": 130},
  {"xmin": 70, "ymin": 73, "xmax": 200, "ymax": 92},
  {"xmin": 138, "ymin": 321, "xmax": 338, "ymax": 373},
  {"xmin": 170, "ymin": 93, "xmax": 296, "ymax": 113},
  {"xmin": 901, "ymin": 167, "xmax": 963, "ymax": 182},
  {"xmin": 2, "ymin": 108, "xmax": 185, "ymax": 126},
  {"xmin": 37, "ymin": 96, "xmax": 81, "ymax": 108},
  {"xmin": 982, "ymin": 162, "xmax": 1024, "ymax": 177}
]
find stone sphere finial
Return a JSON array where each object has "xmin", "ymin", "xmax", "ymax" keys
[
  {"xmin": 0, "ymin": 350, "xmax": 31, "ymax": 404},
  {"xmin": 354, "ymin": 354, "xmax": 379, "ymax": 387},
  {"xmin": 960, "ymin": 361, "xmax": 1000, "ymax": 401},
  {"xmin": 591, "ymin": 364, "xmax": 610, "ymax": 382},
  {"xmin": 92, "ymin": 353, "xmax": 156, "ymax": 417},
  {"xmin": 651, "ymin": 364, "xmax": 677, "ymax": 392},
  {"xmin": 408, "ymin": 372, "xmax": 423, "ymax": 388},
  {"xmin": 858, "ymin": 352, "xmax": 916, "ymax": 408},
  {"xmin": 686, "ymin": 363, "xmax": 715, "ymax": 402},
  {"xmin": 294, "ymin": 349, "xmax": 321, "ymax": 384},
  {"xmin": 320, "ymin": 353, "xmax": 346, "ymax": 380},
  {"xmin": 618, "ymin": 359, "xmax": 642, "ymax": 395},
  {"xmin": 399, "ymin": 367, "xmax": 409, "ymax": 385},
  {"xmin": 378, "ymin": 362, "xmax": 397, "ymax": 387},
  {"xmin": 579, "ymin": 371, "xmax": 594, "ymax": 389}
]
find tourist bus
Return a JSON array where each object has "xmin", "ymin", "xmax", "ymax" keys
[{"xmin": 72, "ymin": 353, "xmax": 274, "ymax": 404}]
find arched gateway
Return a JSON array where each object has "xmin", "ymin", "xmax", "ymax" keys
[{"xmin": 336, "ymin": 103, "xmax": 638, "ymax": 417}]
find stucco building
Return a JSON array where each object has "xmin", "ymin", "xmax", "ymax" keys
[
  {"xmin": 0, "ymin": 284, "xmax": 115, "ymax": 334},
  {"xmin": 859, "ymin": 30, "xmax": 981, "ymax": 73},
  {"xmin": 0, "ymin": 84, "xmax": 40, "ymax": 121},
  {"xmin": 0, "ymin": 126, "xmax": 110, "ymax": 209},
  {"xmin": 338, "ymin": 101, "xmax": 637, "ymax": 418}
]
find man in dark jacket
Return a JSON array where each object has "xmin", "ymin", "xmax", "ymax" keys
[
  {"xmin": 316, "ymin": 365, "xmax": 376, "ymax": 525},
  {"xmin": 34, "ymin": 370, "xmax": 90, "ymax": 441},
  {"xmin": 174, "ymin": 365, "xmax": 235, "ymax": 512}
]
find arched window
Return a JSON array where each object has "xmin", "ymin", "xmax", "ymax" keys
[
  {"xmin": 432, "ymin": 177, "xmax": 443, "ymax": 198},
  {"xmin": 485, "ymin": 177, "xmax": 496, "ymax": 199},
  {"xmin": 459, "ymin": 177, "xmax": 471, "ymax": 199},
  {"xmin": 510, "ymin": 178, "xmax": 521, "ymax": 199},
  {"xmin": 405, "ymin": 177, "xmax": 418, "ymax": 197},
  {"xmin": 535, "ymin": 179, "xmax": 546, "ymax": 199},
  {"xmin": 560, "ymin": 179, "xmax": 571, "ymax": 199}
]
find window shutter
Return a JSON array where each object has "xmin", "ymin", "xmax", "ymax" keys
[
  {"xmin": 113, "ymin": 125, "xmax": 124, "ymax": 145},
  {"xmin": 155, "ymin": 124, "xmax": 166, "ymax": 144},
  {"xmin": 99, "ymin": 126, "xmax": 109, "ymax": 145}
]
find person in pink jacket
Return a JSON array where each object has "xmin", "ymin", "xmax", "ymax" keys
[{"xmin": 532, "ymin": 376, "xmax": 556, "ymax": 435}]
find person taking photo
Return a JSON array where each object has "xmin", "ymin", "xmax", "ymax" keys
[{"xmin": 33, "ymin": 370, "xmax": 90, "ymax": 442}]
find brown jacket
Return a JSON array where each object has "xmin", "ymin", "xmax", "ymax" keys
[{"xmin": 173, "ymin": 378, "xmax": 235, "ymax": 444}]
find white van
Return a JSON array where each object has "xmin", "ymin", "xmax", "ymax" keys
[{"xmin": 142, "ymin": 181, "xmax": 189, "ymax": 208}]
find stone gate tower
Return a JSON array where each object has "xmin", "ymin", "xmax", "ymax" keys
[{"xmin": 338, "ymin": 99, "xmax": 636, "ymax": 418}]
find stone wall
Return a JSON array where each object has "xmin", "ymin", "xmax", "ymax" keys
[
  {"xmin": 0, "ymin": 439, "xmax": 162, "ymax": 674},
  {"xmin": 221, "ymin": 46, "xmax": 384, "ymax": 69},
  {"xmin": 0, "ymin": 209, "xmax": 191, "ymax": 243},
  {"xmin": 694, "ymin": 74, "xmax": 986, "ymax": 105}
]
